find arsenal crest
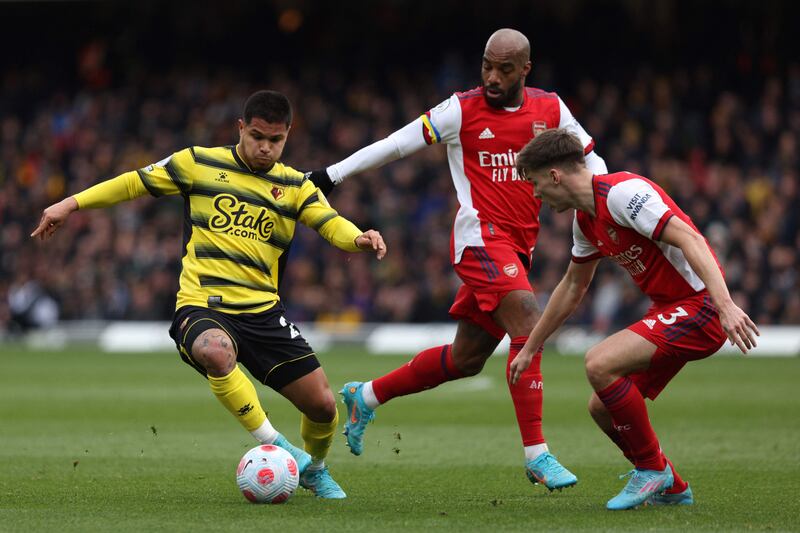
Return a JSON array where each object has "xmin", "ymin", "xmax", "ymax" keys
[
  {"xmin": 532, "ymin": 121, "xmax": 547, "ymax": 137},
  {"xmin": 503, "ymin": 263, "xmax": 519, "ymax": 278},
  {"xmin": 271, "ymin": 186, "xmax": 284, "ymax": 200},
  {"xmin": 606, "ymin": 226, "xmax": 619, "ymax": 244}
]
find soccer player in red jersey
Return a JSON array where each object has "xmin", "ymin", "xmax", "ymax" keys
[
  {"xmin": 307, "ymin": 29, "xmax": 607, "ymax": 489},
  {"xmin": 509, "ymin": 128, "xmax": 759, "ymax": 509}
]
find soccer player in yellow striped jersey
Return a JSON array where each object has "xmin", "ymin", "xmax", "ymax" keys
[{"xmin": 32, "ymin": 90, "xmax": 387, "ymax": 499}]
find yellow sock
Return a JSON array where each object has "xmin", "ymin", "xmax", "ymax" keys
[
  {"xmin": 208, "ymin": 366, "xmax": 267, "ymax": 432},
  {"xmin": 301, "ymin": 408, "xmax": 339, "ymax": 463}
]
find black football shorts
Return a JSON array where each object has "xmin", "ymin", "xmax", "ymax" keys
[{"xmin": 168, "ymin": 303, "xmax": 320, "ymax": 390}]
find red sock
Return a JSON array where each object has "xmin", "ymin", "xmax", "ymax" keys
[
  {"xmin": 372, "ymin": 345, "xmax": 462, "ymax": 404},
  {"xmin": 506, "ymin": 338, "xmax": 544, "ymax": 446},
  {"xmin": 663, "ymin": 455, "xmax": 688, "ymax": 493},
  {"xmin": 603, "ymin": 428, "xmax": 635, "ymax": 464},
  {"xmin": 596, "ymin": 377, "xmax": 665, "ymax": 470}
]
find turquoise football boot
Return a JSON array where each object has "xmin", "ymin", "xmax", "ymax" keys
[
  {"xmin": 525, "ymin": 452, "xmax": 578, "ymax": 491},
  {"xmin": 606, "ymin": 466, "xmax": 674, "ymax": 510},
  {"xmin": 273, "ymin": 433, "xmax": 312, "ymax": 475},
  {"xmin": 339, "ymin": 381, "xmax": 375, "ymax": 456},
  {"xmin": 647, "ymin": 483, "xmax": 694, "ymax": 506},
  {"xmin": 300, "ymin": 466, "xmax": 347, "ymax": 499}
]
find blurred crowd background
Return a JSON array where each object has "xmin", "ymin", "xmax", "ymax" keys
[{"xmin": 2, "ymin": 0, "xmax": 798, "ymax": 336}]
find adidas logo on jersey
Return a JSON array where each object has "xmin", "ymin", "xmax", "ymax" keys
[
  {"xmin": 479, "ymin": 127, "xmax": 495, "ymax": 139},
  {"xmin": 643, "ymin": 319, "xmax": 656, "ymax": 330}
]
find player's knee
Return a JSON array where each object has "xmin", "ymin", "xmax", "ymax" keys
[
  {"xmin": 584, "ymin": 347, "xmax": 610, "ymax": 386},
  {"xmin": 452, "ymin": 350, "xmax": 489, "ymax": 376},
  {"xmin": 192, "ymin": 331, "xmax": 236, "ymax": 377},
  {"xmin": 303, "ymin": 392, "xmax": 338, "ymax": 422},
  {"xmin": 200, "ymin": 348, "xmax": 236, "ymax": 377}
]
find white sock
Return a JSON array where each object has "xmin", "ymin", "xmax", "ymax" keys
[
  {"xmin": 308, "ymin": 459, "xmax": 325, "ymax": 471},
  {"xmin": 250, "ymin": 418, "xmax": 278, "ymax": 444},
  {"xmin": 361, "ymin": 381, "xmax": 380, "ymax": 410},
  {"xmin": 524, "ymin": 443, "xmax": 549, "ymax": 461}
]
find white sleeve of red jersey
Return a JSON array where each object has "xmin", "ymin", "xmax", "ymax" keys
[
  {"xmin": 325, "ymin": 119, "xmax": 426, "ymax": 184},
  {"xmin": 571, "ymin": 214, "xmax": 602, "ymax": 262},
  {"xmin": 325, "ymin": 94, "xmax": 462, "ymax": 184},
  {"xmin": 557, "ymin": 97, "xmax": 607, "ymax": 175},
  {"xmin": 420, "ymin": 94, "xmax": 462, "ymax": 145},
  {"xmin": 584, "ymin": 151, "xmax": 608, "ymax": 175},
  {"xmin": 606, "ymin": 178, "xmax": 674, "ymax": 240}
]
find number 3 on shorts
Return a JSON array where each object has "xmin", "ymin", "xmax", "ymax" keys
[{"xmin": 657, "ymin": 306, "xmax": 688, "ymax": 325}]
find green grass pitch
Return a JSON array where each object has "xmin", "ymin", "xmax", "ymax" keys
[{"xmin": 1, "ymin": 345, "xmax": 798, "ymax": 531}]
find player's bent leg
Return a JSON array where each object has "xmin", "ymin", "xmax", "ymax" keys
[
  {"xmin": 299, "ymin": 407, "xmax": 346, "ymax": 499},
  {"xmin": 589, "ymin": 369, "xmax": 691, "ymax": 497},
  {"xmin": 584, "ymin": 330, "xmax": 655, "ymax": 391},
  {"xmin": 449, "ymin": 319, "xmax": 502, "ymax": 376},
  {"xmin": 588, "ymin": 330, "xmax": 673, "ymax": 508},
  {"xmin": 190, "ymin": 328, "xmax": 273, "ymax": 442},
  {"xmin": 494, "ymin": 290, "xmax": 578, "ymax": 489},
  {"xmin": 588, "ymin": 393, "xmax": 635, "ymax": 464},
  {"xmin": 340, "ymin": 321, "xmax": 498, "ymax": 456},
  {"xmin": 280, "ymin": 369, "xmax": 345, "ymax": 498}
]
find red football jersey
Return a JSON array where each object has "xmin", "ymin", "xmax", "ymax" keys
[
  {"xmin": 572, "ymin": 172, "xmax": 722, "ymax": 303},
  {"xmin": 422, "ymin": 87, "xmax": 596, "ymax": 264}
]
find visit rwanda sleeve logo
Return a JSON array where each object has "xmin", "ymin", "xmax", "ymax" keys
[{"xmin": 209, "ymin": 193, "xmax": 275, "ymax": 242}]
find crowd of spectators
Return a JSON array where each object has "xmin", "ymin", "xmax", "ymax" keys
[{"xmin": 2, "ymin": 45, "xmax": 798, "ymax": 335}]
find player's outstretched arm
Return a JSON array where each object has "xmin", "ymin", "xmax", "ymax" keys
[
  {"xmin": 354, "ymin": 230, "xmax": 387, "ymax": 260},
  {"xmin": 328, "ymin": 92, "xmax": 465, "ymax": 189},
  {"xmin": 660, "ymin": 217, "xmax": 760, "ymax": 353},
  {"xmin": 509, "ymin": 259, "xmax": 598, "ymax": 384},
  {"xmin": 31, "ymin": 169, "xmax": 157, "ymax": 241},
  {"xmin": 30, "ymin": 197, "xmax": 78, "ymax": 241}
]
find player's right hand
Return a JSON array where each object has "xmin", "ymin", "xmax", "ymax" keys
[
  {"xmin": 717, "ymin": 301, "xmax": 760, "ymax": 354},
  {"xmin": 509, "ymin": 347, "xmax": 535, "ymax": 385},
  {"xmin": 30, "ymin": 197, "xmax": 78, "ymax": 241},
  {"xmin": 305, "ymin": 169, "xmax": 335, "ymax": 195}
]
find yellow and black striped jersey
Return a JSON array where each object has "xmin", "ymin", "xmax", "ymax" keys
[{"xmin": 73, "ymin": 145, "xmax": 363, "ymax": 314}]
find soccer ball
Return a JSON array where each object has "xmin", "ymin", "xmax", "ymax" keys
[{"xmin": 236, "ymin": 444, "xmax": 299, "ymax": 504}]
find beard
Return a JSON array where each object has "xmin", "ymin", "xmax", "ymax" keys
[{"xmin": 483, "ymin": 77, "xmax": 524, "ymax": 108}]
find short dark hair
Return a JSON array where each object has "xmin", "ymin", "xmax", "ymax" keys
[
  {"xmin": 243, "ymin": 90, "xmax": 293, "ymax": 126},
  {"xmin": 516, "ymin": 128, "xmax": 585, "ymax": 177}
]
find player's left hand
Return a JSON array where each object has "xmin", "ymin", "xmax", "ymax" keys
[
  {"xmin": 355, "ymin": 230, "xmax": 386, "ymax": 260},
  {"xmin": 717, "ymin": 301, "xmax": 760, "ymax": 354}
]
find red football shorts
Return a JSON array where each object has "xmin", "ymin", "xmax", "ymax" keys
[
  {"xmin": 449, "ymin": 244, "xmax": 533, "ymax": 339},
  {"xmin": 627, "ymin": 291, "xmax": 727, "ymax": 399}
]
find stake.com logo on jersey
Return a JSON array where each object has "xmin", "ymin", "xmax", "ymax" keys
[{"xmin": 477, "ymin": 149, "xmax": 525, "ymax": 182}]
